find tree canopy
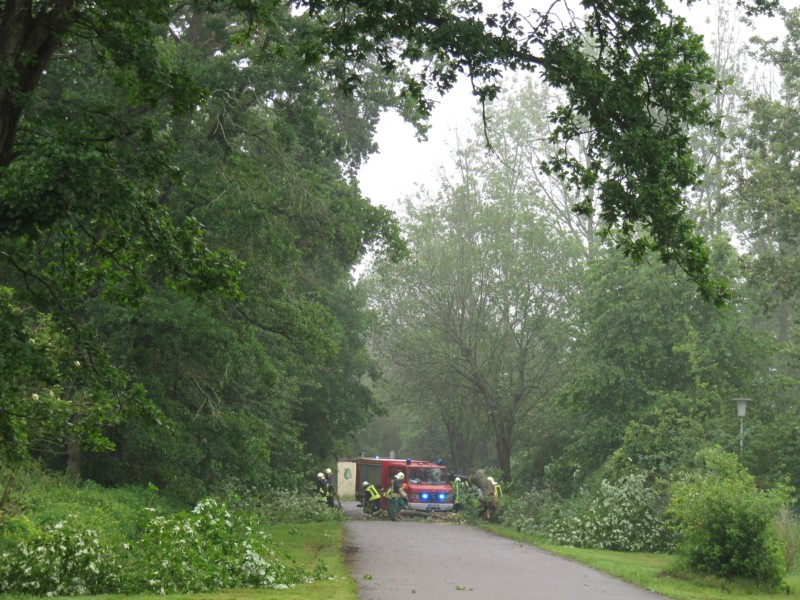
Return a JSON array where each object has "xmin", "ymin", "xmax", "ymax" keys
[
  {"xmin": 1, "ymin": 1, "xmax": 782, "ymax": 300},
  {"xmin": 0, "ymin": 0, "xmax": 787, "ymax": 497}
]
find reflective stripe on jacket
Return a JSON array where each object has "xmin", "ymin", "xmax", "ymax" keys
[
  {"xmin": 453, "ymin": 482, "xmax": 463, "ymax": 503},
  {"xmin": 365, "ymin": 484, "xmax": 381, "ymax": 501}
]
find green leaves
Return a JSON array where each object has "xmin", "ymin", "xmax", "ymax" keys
[
  {"xmin": 667, "ymin": 446, "xmax": 792, "ymax": 588},
  {"xmin": 541, "ymin": 1, "xmax": 728, "ymax": 304},
  {"xmin": 0, "ymin": 497, "xmax": 320, "ymax": 596},
  {"xmin": 369, "ymin": 133, "xmax": 579, "ymax": 481},
  {"xmin": 0, "ymin": 0, "xmax": 787, "ymax": 499},
  {"xmin": 736, "ymin": 9, "xmax": 800, "ymax": 311}
]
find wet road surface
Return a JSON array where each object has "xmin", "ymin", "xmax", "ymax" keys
[{"xmin": 341, "ymin": 502, "xmax": 670, "ymax": 600}]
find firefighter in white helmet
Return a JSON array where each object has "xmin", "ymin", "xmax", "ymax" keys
[
  {"xmin": 484, "ymin": 476, "xmax": 503, "ymax": 520},
  {"xmin": 388, "ymin": 471, "xmax": 406, "ymax": 521},
  {"xmin": 362, "ymin": 480, "xmax": 382, "ymax": 515},
  {"xmin": 315, "ymin": 472, "xmax": 327, "ymax": 504},
  {"xmin": 323, "ymin": 468, "xmax": 335, "ymax": 508}
]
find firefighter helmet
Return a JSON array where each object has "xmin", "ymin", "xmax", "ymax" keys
[
  {"xmin": 454, "ymin": 477, "xmax": 461, "ymax": 483},
  {"xmin": 325, "ymin": 468, "xmax": 332, "ymax": 475},
  {"xmin": 362, "ymin": 481, "xmax": 369, "ymax": 487},
  {"xmin": 317, "ymin": 472, "xmax": 324, "ymax": 479},
  {"xmin": 396, "ymin": 472, "xmax": 405, "ymax": 480},
  {"xmin": 487, "ymin": 476, "xmax": 495, "ymax": 484}
]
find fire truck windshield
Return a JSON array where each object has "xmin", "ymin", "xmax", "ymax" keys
[{"xmin": 408, "ymin": 467, "xmax": 447, "ymax": 484}]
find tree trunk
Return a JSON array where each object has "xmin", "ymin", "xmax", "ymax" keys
[
  {"xmin": 0, "ymin": 0, "xmax": 78, "ymax": 166},
  {"xmin": 496, "ymin": 435, "xmax": 512, "ymax": 484},
  {"xmin": 66, "ymin": 437, "xmax": 81, "ymax": 482}
]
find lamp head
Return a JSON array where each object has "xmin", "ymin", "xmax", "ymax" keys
[{"xmin": 733, "ymin": 397, "xmax": 751, "ymax": 418}]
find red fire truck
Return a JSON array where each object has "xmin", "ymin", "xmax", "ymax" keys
[{"xmin": 355, "ymin": 457, "xmax": 453, "ymax": 512}]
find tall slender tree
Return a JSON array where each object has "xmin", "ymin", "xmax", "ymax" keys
[{"xmin": 369, "ymin": 140, "xmax": 577, "ymax": 481}]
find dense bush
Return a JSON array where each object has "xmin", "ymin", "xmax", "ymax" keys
[
  {"xmin": 546, "ymin": 472, "xmax": 673, "ymax": 552},
  {"xmin": 0, "ymin": 517, "xmax": 121, "ymax": 595},
  {"xmin": 0, "ymin": 496, "xmax": 322, "ymax": 596},
  {"xmin": 667, "ymin": 446, "xmax": 792, "ymax": 589},
  {"xmin": 0, "ymin": 465, "xmax": 175, "ymax": 552},
  {"xmin": 250, "ymin": 488, "xmax": 346, "ymax": 524},
  {"xmin": 498, "ymin": 487, "xmax": 562, "ymax": 535},
  {"xmin": 123, "ymin": 498, "xmax": 308, "ymax": 594},
  {"xmin": 500, "ymin": 473, "xmax": 673, "ymax": 552}
]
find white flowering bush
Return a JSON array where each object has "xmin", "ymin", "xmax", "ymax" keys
[
  {"xmin": 124, "ymin": 498, "xmax": 310, "ymax": 594},
  {"xmin": 0, "ymin": 516, "xmax": 121, "ymax": 595},
  {"xmin": 254, "ymin": 488, "xmax": 343, "ymax": 524},
  {"xmin": 546, "ymin": 472, "xmax": 674, "ymax": 552},
  {"xmin": 0, "ymin": 498, "xmax": 318, "ymax": 596},
  {"xmin": 499, "ymin": 488, "xmax": 561, "ymax": 535}
]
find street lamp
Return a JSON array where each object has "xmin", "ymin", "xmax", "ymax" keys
[{"xmin": 733, "ymin": 397, "xmax": 751, "ymax": 457}]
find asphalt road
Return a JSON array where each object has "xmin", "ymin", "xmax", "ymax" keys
[{"xmin": 341, "ymin": 502, "xmax": 670, "ymax": 600}]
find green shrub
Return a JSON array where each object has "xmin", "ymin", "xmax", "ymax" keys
[
  {"xmin": 0, "ymin": 464, "xmax": 176, "ymax": 552},
  {"xmin": 0, "ymin": 467, "xmax": 332, "ymax": 595},
  {"xmin": 545, "ymin": 472, "xmax": 673, "ymax": 552},
  {"xmin": 0, "ymin": 496, "xmax": 319, "ymax": 596},
  {"xmin": 0, "ymin": 516, "xmax": 122, "ymax": 595},
  {"xmin": 123, "ymin": 498, "xmax": 311, "ymax": 594},
  {"xmin": 248, "ymin": 488, "xmax": 345, "ymax": 524},
  {"xmin": 500, "ymin": 473, "xmax": 673, "ymax": 552},
  {"xmin": 667, "ymin": 446, "xmax": 792, "ymax": 589},
  {"xmin": 499, "ymin": 487, "xmax": 561, "ymax": 535}
]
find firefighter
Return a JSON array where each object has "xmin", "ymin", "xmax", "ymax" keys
[
  {"xmin": 452, "ymin": 476, "xmax": 466, "ymax": 512},
  {"xmin": 484, "ymin": 476, "xmax": 503, "ymax": 520},
  {"xmin": 362, "ymin": 480, "xmax": 382, "ymax": 516},
  {"xmin": 488, "ymin": 476, "xmax": 503, "ymax": 498},
  {"xmin": 324, "ymin": 468, "xmax": 335, "ymax": 508},
  {"xmin": 401, "ymin": 479, "xmax": 410, "ymax": 510},
  {"xmin": 388, "ymin": 472, "xmax": 405, "ymax": 521},
  {"xmin": 315, "ymin": 472, "xmax": 328, "ymax": 504}
]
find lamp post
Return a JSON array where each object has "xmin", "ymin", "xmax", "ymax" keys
[{"xmin": 733, "ymin": 398, "xmax": 751, "ymax": 457}]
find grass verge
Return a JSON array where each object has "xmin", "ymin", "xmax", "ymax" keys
[{"xmin": 482, "ymin": 523, "xmax": 799, "ymax": 600}]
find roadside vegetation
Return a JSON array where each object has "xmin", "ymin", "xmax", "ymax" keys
[
  {"xmin": 480, "ymin": 447, "xmax": 799, "ymax": 597},
  {"xmin": 1, "ymin": 461, "xmax": 798, "ymax": 600},
  {"xmin": 0, "ymin": 466, "xmax": 349, "ymax": 598},
  {"xmin": 486, "ymin": 524, "xmax": 800, "ymax": 600}
]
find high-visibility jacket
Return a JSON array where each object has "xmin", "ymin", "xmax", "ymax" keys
[
  {"xmin": 493, "ymin": 483, "xmax": 503, "ymax": 499},
  {"xmin": 383, "ymin": 477, "xmax": 404, "ymax": 499},
  {"xmin": 364, "ymin": 484, "xmax": 381, "ymax": 502},
  {"xmin": 316, "ymin": 480, "xmax": 327, "ymax": 501},
  {"xmin": 453, "ymin": 481, "xmax": 465, "ymax": 503}
]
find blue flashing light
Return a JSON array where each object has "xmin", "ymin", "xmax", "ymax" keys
[
  {"xmin": 420, "ymin": 492, "xmax": 430, "ymax": 501},
  {"xmin": 406, "ymin": 458, "xmax": 411, "ymax": 465},
  {"xmin": 437, "ymin": 493, "xmax": 447, "ymax": 501}
]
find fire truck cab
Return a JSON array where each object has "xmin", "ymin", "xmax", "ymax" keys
[{"xmin": 355, "ymin": 457, "xmax": 453, "ymax": 512}]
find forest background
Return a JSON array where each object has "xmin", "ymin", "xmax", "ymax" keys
[
  {"xmin": 357, "ymin": 0, "xmax": 800, "ymax": 497},
  {"xmin": 0, "ymin": 0, "xmax": 798, "ymax": 546}
]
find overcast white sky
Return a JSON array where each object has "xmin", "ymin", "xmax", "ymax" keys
[
  {"xmin": 355, "ymin": 0, "xmax": 786, "ymax": 216},
  {"xmin": 356, "ymin": 76, "xmax": 478, "ymax": 214}
]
